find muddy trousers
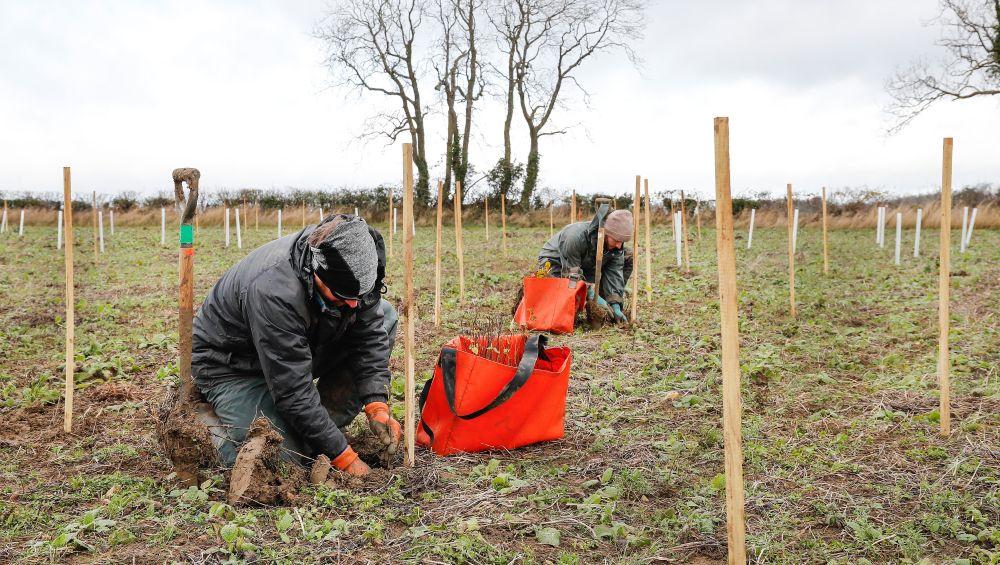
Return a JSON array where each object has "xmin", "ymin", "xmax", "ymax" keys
[{"xmin": 199, "ymin": 299, "xmax": 398, "ymax": 467}]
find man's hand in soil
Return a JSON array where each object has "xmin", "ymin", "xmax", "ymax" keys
[
  {"xmin": 365, "ymin": 402, "xmax": 402, "ymax": 455},
  {"xmin": 332, "ymin": 446, "xmax": 371, "ymax": 476},
  {"xmin": 610, "ymin": 303, "xmax": 628, "ymax": 324},
  {"xmin": 588, "ymin": 285, "xmax": 615, "ymax": 316}
]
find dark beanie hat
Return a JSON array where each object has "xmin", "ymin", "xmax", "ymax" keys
[{"xmin": 309, "ymin": 216, "xmax": 377, "ymax": 299}]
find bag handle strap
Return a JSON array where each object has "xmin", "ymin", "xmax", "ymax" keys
[{"xmin": 437, "ymin": 334, "xmax": 546, "ymax": 420}]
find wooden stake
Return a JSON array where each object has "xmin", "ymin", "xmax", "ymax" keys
[
  {"xmin": 255, "ymin": 202, "xmax": 259, "ymax": 232},
  {"xmin": 485, "ymin": 198, "xmax": 489, "ymax": 241},
  {"xmin": 571, "ymin": 190, "xmax": 577, "ymax": 223},
  {"xmin": 501, "ymin": 192, "xmax": 507, "ymax": 257},
  {"xmin": 549, "ymin": 203, "xmax": 554, "ymax": 237},
  {"xmin": 680, "ymin": 190, "xmax": 690, "ymax": 273},
  {"xmin": 644, "ymin": 178, "xmax": 652, "ymax": 303},
  {"xmin": 454, "ymin": 181, "xmax": 466, "ymax": 304},
  {"xmin": 712, "ymin": 117, "xmax": 747, "ymax": 565},
  {"xmin": 172, "ymin": 167, "xmax": 200, "ymax": 404},
  {"xmin": 161, "ymin": 207, "xmax": 167, "ymax": 246},
  {"xmin": 894, "ymin": 212, "xmax": 902, "ymax": 265},
  {"xmin": 939, "ymin": 137, "xmax": 952, "ymax": 436},
  {"xmin": 92, "ymin": 191, "xmax": 98, "ymax": 262},
  {"xmin": 821, "ymin": 187, "xmax": 829, "ymax": 274},
  {"xmin": 434, "ymin": 180, "xmax": 443, "ymax": 327},
  {"xmin": 388, "ymin": 187, "xmax": 394, "ymax": 259},
  {"xmin": 786, "ymin": 184, "xmax": 796, "ymax": 318},
  {"xmin": 594, "ymin": 226, "xmax": 606, "ymax": 299},
  {"xmin": 301, "ymin": 201, "xmax": 306, "ymax": 229},
  {"xmin": 695, "ymin": 199, "xmax": 702, "ymax": 239},
  {"xmin": 401, "ymin": 143, "xmax": 417, "ymax": 466},
  {"xmin": 62, "ymin": 167, "xmax": 75, "ymax": 433},
  {"xmin": 631, "ymin": 175, "xmax": 640, "ymax": 322}
]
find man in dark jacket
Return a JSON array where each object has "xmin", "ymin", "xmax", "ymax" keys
[
  {"xmin": 537, "ymin": 203, "xmax": 633, "ymax": 323},
  {"xmin": 192, "ymin": 214, "xmax": 400, "ymax": 476}
]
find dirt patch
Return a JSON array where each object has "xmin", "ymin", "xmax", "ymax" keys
[
  {"xmin": 227, "ymin": 418, "xmax": 304, "ymax": 506},
  {"xmin": 155, "ymin": 385, "xmax": 218, "ymax": 487}
]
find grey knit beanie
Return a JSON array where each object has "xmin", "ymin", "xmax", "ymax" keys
[
  {"xmin": 604, "ymin": 210, "xmax": 633, "ymax": 242},
  {"xmin": 309, "ymin": 216, "xmax": 377, "ymax": 299}
]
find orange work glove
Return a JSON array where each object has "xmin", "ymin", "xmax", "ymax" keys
[
  {"xmin": 331, "ymin": 446, "xmax": 370, "ymax": 476},
  {"xmin": 364, "ymin": 401, "xmax": 402, "ymax": 455}
]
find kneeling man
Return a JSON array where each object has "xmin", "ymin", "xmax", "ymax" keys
[
  {"xmin": 537, "ymin": 204, "xmax": 633, "ymax": 324},
  {"xmin": 192, "ymin": 214, "xmax": 401, "ymax": 477}
]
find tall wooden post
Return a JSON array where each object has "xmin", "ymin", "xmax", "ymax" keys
[
  {"xmin": 938, "ymin": 138, "xmax": 953, "ymax": 437},
  {"xmin": 695, "ymin": 199, "xmax": 702, "ymax": 239},
  {"xmin": 644, "ymin": 179, "xmax": 652, "ymax": 303},
  {"xmin": 434, "ymin": 180, "xmax": 443, "ymax": 327},
  {"xmin": 571, "ymin": 190, "xmax": 577, "ymax": 223},
  {"xmin": 173, "ymin": 168, "xmax": 200, "ymax": 403},
  {"xmin": 62, "ymin": 167, "xmax": 75, "ymax": 433},
  {"xmin": 454, "ymin": 181, "xmax": 466, "ymax": 303},
  {"xmin": 388, "ymin": 187, "xmax": 394, "ymax": 259},
  {"xmin": 594, "ymin": 226, "xmax": 606, "ymax": 301},
  {"xmin": 485, "ymin": 198, "xmax": 490, "ymax": 241},
  {"xmin": 821, "ymin": 187, "xmax": 829, "ymax": 274},
  {"xmin": 501, "ymin": 192, "xmax": 507, "ymax": 257},
  {"xmin": 92, "ymin": 191, "xmax": 99, "ymax": 262},
  {"xmin": 713, "ymin": 117, "xmax": 747, "ymax": 565},
  {"xmin": 549, "ymin": 203, "xmax": 554, "ymax": 236},
  {"xmin": 631, "ymin": 175, "xmax": 640, "ymax": 321},
  {"xmin": 786, "ymin": 184, "xmax": 796, "ymax": 317},
  {"xmin": 401, "ymin": 144, "xmax": 417, "ymax": 466},
  {"xmin": 680, "ymin": 190, "xmax": 690, "ymax": 273}
]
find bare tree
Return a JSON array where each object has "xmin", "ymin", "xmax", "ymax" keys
[
  {"xmin": 317, "ymin": 0, "xmax": 432, "ymax": 203},
  {"xmin": 886, "ymin": 0, "xmax": 1000, "ymax": 133},
  {"xmin": 509, "ymin": 0, "xmax": 643, "ymax": 208},
  {"xmin": 434, "ymin": 0, "xmax": 485, "ymax": 204},
  {"xmin": 488, "ymin": 0, "xmax": 527, "ymax": 205}
]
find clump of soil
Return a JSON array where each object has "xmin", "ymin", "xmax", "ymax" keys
[
  {"xmin": 155, "ymin": 385, "xmax": 218, "ymax": 487},
  {"xmin": 586, "ymin": 297, "xmax": 613, "ymax": 329},
  {"xmin": 227, "ymin": 418, "xmax": 304, "ymax": 505}
]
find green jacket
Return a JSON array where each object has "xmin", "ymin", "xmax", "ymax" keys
[{"xmin": 538, "ymin": 205, "xmax": 631, "ymax": 306}]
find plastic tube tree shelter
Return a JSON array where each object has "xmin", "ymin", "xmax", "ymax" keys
[
  {"xmin": 821, "ymin": 187, "xmax": 829, "ymax": 274},
  {"xmin": 713, "ymin": 117, "xmax": 747, "ymax": 565},
  {"xmin": 62, "ymin": 167, "xmax": 76, "ymax": 433},
  {"xmin": 434, "ymin": 180, "xmax": 443, "ymax": 327},
  {"xmin": 401, "ymin": 144, "xmax": 416, "ymax": 467},
  {"xmin": 938, "ymin": 138, "xmax": 953, "ymax": 437},
  {"xmin": 643, "ymin": 178, "xmax": 652, "ymax": 303},
  {"xmin": 914, "ymin": 208, "xmax": 923, "ymax": 257},
  {"xmin": 92, "ymin": 191, "xmax": 99, "ymax": 262},
  {"xmin": 631, "ymin": 175, "xmax": 640, "ymax": 321},
  {"xmin": 680, "ymin": 190, "xmax": 691, "ymax": 273},
  {"xmin": 786, "ymin": 184, "xmax": 796, "ymax": 318},
  {"xmin": 172, "ymin": 168, "xmax": 200, "ymax": 404}
]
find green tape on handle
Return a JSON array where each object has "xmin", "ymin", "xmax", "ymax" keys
[{"xmin": 179, "ymin": 224, "xmax": 194, "ymax": 246}]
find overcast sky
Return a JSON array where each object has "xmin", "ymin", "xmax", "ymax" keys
[{"xmin": 1, "ymin": 0, "xmax": 997, "ymax": 200}]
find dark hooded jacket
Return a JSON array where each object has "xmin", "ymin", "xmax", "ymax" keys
[
  {"xmin": 537, "ymin": 204, "xmax": 632, "ymax": 305},
  {"xmin": 192, "ymin": 219, "xmax": 389, "ymax": 458}
]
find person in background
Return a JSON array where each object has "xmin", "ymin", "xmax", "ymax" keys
[{"xmin": 536, "ymin": 203, "xmax": 633, "ymax": 324}]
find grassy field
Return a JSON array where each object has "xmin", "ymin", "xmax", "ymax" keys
[{"xmin": 0, "ymin": 219, "xmax": 997, "ymax": 564}]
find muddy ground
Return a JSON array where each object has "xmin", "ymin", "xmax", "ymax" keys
[{"xmin": 0, "ymin": 221, "xmax": 997, "ymax": 563}]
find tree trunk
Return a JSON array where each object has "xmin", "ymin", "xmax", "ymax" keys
[{"xmin": 521, "ymin": 130, "xmax": 539, "ymax": 209}]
